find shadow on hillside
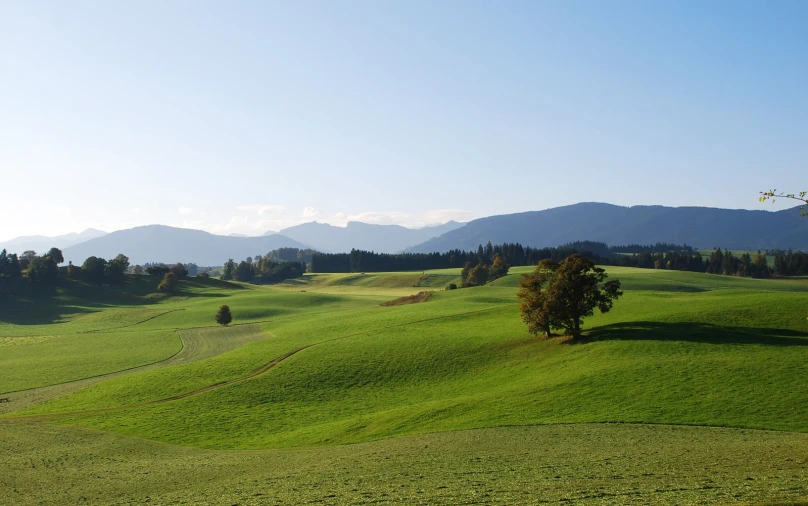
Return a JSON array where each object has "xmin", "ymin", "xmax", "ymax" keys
[
  {"xmin": 180, "ymin": 291, "xmax": 230, "ymax": 298},
  {"xmin": 184, "ymin": 278, "xmax": 246, "ymax": 290},
  {"xmin": 585, "ymin": 321, "xmax": 808, "ymax": 347},
  {"xmin": 0, "ymin": 277, "xmax": 239, "ymax": 326},
  {"xmin": 273, "ymin": 278, "xmax": 310, "ymax": 286},
  {"xmin": 0, "ymin": 287, "xmax": 99, "ymax": 326}
]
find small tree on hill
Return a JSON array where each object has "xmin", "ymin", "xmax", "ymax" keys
[
  {"xmin": 67, "ymin": 261, "xmax": 80, "ymax": 279},
  {"xmin": 216, "ymin": 304, "xmax": 233, "ymax": 326},
  {"xmin": 490, "ymin": 254, "xmax": 510, "ymax": 280},
  {"xmin": 47, "ymin": 248, "xmax": 64, "ymax": 265},
  {"xmin": 82, "ymin": 256, "xmax": 108, "ymax": 284},
  {"xmin": 517, "ymin": 254, "xmax": 622, "ymax": 341},
  {"xmin": 157, "ymin": 272, "xmax": 178, "ymax": 292},
  {"xmin": 221, "ymin": 259, "xmax": 235, "ymax": 280},
  {"xmin": 106, "ymin": 255, "xmax": 129, "ymax": 285},
  {"xmin": 0, "ymin": 249, "xmax": 21, "ymax": 291}
]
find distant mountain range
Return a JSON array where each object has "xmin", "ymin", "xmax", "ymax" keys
[
  {"xmin": 0, "ymin": 229, "xmax": 107, "ymax": 255},
  {"xmin": 5, "ymin": 204, "xmax": 807, "ymax": 266},
  {"xmin": 2, "ymin": 221, "xmax": 464, "ymax": 266},
  {"xmin": 277, "ymin": 221, "xmax": 464, "ymax": 253},
  {"xmin": 406, "ymin": 203, "xmax": 808, "ymax": 253},
  {"xmin": 61, "ymin": 226, "xmax": 308, "ymax": 266}
]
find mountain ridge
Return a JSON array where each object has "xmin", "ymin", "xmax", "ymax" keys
[
  {"xmin": 277, "ymin": 220, "xmax": 464, "ymax": 253},
  {"xmin": 406, "ymin": 202, "xmax": 808, "ymax": 253},
  {"xmin": 61, "ymin": 225, "xmax": 308, "ymax": 266},
  {"xmin": 1, "ymin": 228, "xmax": 108, "ymax": 255}
]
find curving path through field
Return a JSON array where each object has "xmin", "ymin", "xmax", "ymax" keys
[
  {"xmin": 3, "ymin": 306, "xmax": 501, "ymax": 421},
  {"xmin": 0, "ymin": 323, "xmax": 271, "ymax": 415}
]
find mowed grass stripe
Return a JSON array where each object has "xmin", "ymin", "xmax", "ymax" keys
[
  {"xmin": 0, "ymin": 323, "xmax": 270, "ymax": 415},
  {"xmin": 0, "ymin": 328, "xmax": 181, "ymax": 394},
  {"xmin": 169, "ymin": 324, "xmax": 271, "ymax": 365},
  {"xmin": 4, "ymin": 306, "xmax": 502, "ymax": 420}
]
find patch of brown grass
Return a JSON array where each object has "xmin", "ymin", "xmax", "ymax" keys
[{"xmin": 380, "ymin": 291, "xmax": 433, "ymax": 307}]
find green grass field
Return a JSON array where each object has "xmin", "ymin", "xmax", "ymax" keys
[{"xmin": 2, "ymin": 268, "xmax": 808, "ymax": 504}]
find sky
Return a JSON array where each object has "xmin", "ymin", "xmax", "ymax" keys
[{"xmin": 1, "ymin": 0, "xmax": 806, "ymax": 240}]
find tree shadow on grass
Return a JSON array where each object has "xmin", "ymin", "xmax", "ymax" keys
[{"xmin": 585, "ymin": 321, "xmax": 808, "ymax": 347}]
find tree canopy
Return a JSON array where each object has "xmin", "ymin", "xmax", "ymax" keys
[
  {"xmin": 517, "ymin": 254, "xmax": 622, "ymax": 340},
  {"xmin": 157, "ymin": 272, "xmax": 179, "ymax": 292},
  {"xmin": 216, "ymin": 305, "xmax": 233, "ymax": 326}
]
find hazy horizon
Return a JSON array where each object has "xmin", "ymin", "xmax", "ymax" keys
[
  {"xmin": 5, "ymin": 200, "xmax": 808, "ymax": 244},
  {"xmin": 2, "ymin": 0, "xmax": 805, "ymax": 241}
]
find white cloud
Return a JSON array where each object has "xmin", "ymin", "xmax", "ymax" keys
[
  {"xmin": 131, "ymin": 208, "xmax": 143, "ymax": 214},
  {"xmin": 178, "ymin": 207, "xmax": 193, "ymax": 216},
  {"xmin": 175, "ymin": 215, "xmax": 298, "ymax": 237},
  {"xmin": 320, "ymin": 209, "xmax": 474, "ymax": 228},
  {"xmin": 163, "ymin": 206, "xmax": 473, "ymax": 237},
  {"xmin": 236, "ymin": 204, "xmax": 286, "ymax": 216},
  {"xmin": 346, "ymin": 211, "xmax": 410, "ymax": 225},
  {"xmin": 420, "ymin": 209, "xmax": 476, "ymax": 226}
]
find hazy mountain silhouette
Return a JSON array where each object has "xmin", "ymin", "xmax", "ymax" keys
[
  {"xmin": 1, "ymin": 229, "xmax": 107, "ymax": 255},
  {"xmin": 406, "ymin": 203, "xmax": 808, "ymax": 253},
  {"xmin": 61, "ymin": 225, "xmax": 307, "ymax": 266},
  {"xmin": 278, "ymin": 221, "xmax": 464, "ymax": 253}
]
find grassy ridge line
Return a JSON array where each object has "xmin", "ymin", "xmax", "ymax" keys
[
  {"xmin": 0, "ymin": 324, "xmax": 270, "ymax": 414},
  {"xmin": 3, "ymin": 306, "xmax": 501, "ymax": 421},
  {"xmin": 82, "ymin": 308, "xmax": 186, "ymax": 333},
  {"xmin": 0, "ymin": 308, "xmax": 186, "ymax": 338}
]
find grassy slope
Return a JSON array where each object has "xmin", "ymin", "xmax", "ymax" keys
[
  {"xmin": 3, "ymin": 421, "xmax": 807, "ymax": 506},
  {"xmin": 8, "ymin": 268, "xmax": 808, "ymax": 450},
  {"xmin": 0, "ymin": 328, "xmax": 180, "ymax": 393},
  {"xmin": 3, "ymin": 268, "xmax": 808, "ymax": 504},
  {"xmin": 0, "ymin": 276, "xmax": 368, "ymax": 394}
]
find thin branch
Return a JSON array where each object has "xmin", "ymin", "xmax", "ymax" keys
[{"xmin": 759, "ymin": 190, "xmax": 808, "ymax": 216}]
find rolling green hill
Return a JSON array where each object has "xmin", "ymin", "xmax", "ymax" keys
[{"xmin": 2, "ymin": 268, "xmax": 808, "ymax": 504}]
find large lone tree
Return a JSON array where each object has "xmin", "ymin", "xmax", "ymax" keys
[{"xmin": 517, "ymin": 254, "xmax": 622, "ymax": 340}]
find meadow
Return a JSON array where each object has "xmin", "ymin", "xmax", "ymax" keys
[{"xmin": 2, "ymin": 267, "xmax": 808, "ymax": 504}]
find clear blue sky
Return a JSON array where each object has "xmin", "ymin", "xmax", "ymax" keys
[{"xmin": 1, "ymin": 0, "xmax": 805, "ymax": 240}]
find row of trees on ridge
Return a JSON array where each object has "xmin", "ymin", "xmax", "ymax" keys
[{"xmin": 307, "ymin": 242, "xmax": 808, "ymax": 279}]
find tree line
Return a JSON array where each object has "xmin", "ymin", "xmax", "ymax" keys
[
  {"xmin": 0, "ymin": 248, "xmax": 207, "ymax": 294},
  {"xmin": 220, "ymin": 256, "xmax": 306, "ymax": 284},
  {"xmin": 309, "ymin": 242, "xmax": 610, "ymax": 273},
  {"xmin": 309, "ymin": 241, "xmax": 694, "ymax": 274},
  {"xmin": 217, "ymin": 247, "xmax": 315, "ymax": 285},
  {"xmin": 0, "ymin": 248, "xmax": 133, "ymax": 287},
  {"xmin": 308, "ymin": 242, "xmax": 808, "ymax": 279},
  {"xmin": 612, "ymin": 248, "xmax": 808, "ymax": 278}
]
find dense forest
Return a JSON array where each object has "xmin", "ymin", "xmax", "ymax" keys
[
  {"xmin": 309, "ymin": 242, "xmax": 808, "ymax": 279},
  {"xmin": 310, "ymin": 241, "xmax": 690, "ymax": 273}
]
